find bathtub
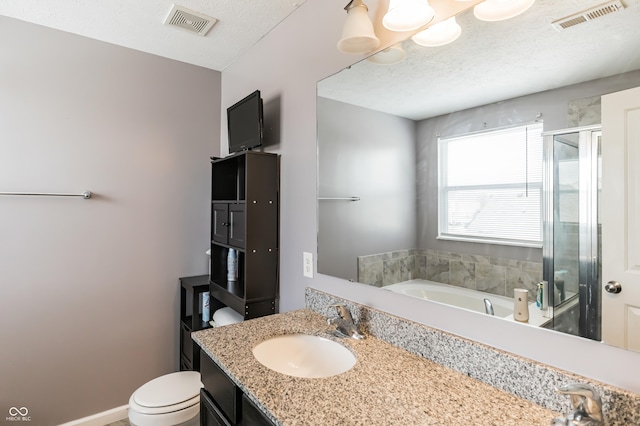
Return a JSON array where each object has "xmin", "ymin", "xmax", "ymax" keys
[
  {"xmin": 384, "ymin": 279, "xmax": 549, "ymax": 326},
  {"xmin": 384, "ymin": 280, "xmax": 515, "ymax": 318}
]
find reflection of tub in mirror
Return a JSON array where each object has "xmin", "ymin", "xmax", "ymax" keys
[
  {"xmin": 384, "ymin": 280, "xmax": 549, "ymax": 326},
  {"xmin": 317, "ymin": 0, "xmax": 640, "ymax": 348}
]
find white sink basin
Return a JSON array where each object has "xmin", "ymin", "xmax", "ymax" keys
[{"xmin": 252, "ymin": 334, "xmax": 356, "ymax": 378}]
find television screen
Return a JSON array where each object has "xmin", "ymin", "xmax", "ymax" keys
[{"xmin": 227, "ymin": 90, "xmax": 263, "ymax": 154}]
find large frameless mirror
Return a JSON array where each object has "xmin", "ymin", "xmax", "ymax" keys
[{"xmin": 316, "ymin": 0, "xmax": 640, "ymax": 345}]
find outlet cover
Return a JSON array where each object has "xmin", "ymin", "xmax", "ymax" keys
[{"xmin": 303, "ymin": 252, "xmax": 313, "ymax": 278}]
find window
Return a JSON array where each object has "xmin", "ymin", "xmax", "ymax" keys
[{"xmin": 438, "ymin": 122, "xmax": 543, "ymax": 246}]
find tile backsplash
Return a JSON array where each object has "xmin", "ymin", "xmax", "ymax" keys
[{"xmin": 358, "ymin": 248, "xmax": 542, "ymax": 301}]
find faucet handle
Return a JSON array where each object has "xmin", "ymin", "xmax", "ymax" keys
[
  {"xmin": 555, "ymin": 383, "xmax": 603, "ymax": 425},
  {"xmin": 328, "ymin": 303, "xmax": 354, "ymax": 322},
  {"xmin": 326, "ymin": 303, "xmax": 366, "ymax": 339}
]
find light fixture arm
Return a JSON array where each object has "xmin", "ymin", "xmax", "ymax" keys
[{"xmin": 344, "ymin": 0, "xmax": 368, "ymax": 12}]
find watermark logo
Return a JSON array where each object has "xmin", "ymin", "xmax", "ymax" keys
[{"xmin": 6, "ymin": 407, "xmax": 30, "ymax": 422}]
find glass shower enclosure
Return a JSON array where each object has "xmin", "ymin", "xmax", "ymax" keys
[{"xmin": 543, "ymin": 126, "xmax": 601, "ymax": 341}]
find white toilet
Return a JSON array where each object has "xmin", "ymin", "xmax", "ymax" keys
[{"xmin": 128, "ymin": 371, "xmax": 202, "ymax": 426}]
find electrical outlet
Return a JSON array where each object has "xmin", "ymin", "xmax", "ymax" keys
[{"xmin": 303, "ymin": 252, "xmax": 313, "ymax": 278}]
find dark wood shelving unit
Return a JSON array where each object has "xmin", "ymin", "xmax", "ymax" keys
[
  {"xmin": 209, "ymin": 151, "xmax": 279, "ymax": 320},
  {"xmin": 199, "ymin": 150, "xmax": 280, "ymax": 424}
]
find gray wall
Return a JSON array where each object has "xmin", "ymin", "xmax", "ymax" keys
[
  {"xmin": 0, "ymin": 16, "xmax": 221, "ymax": 424},
  {"xmin": 416, "ymin": 69, "xmax": 640, "ymax": 263},
  {"xmin": 221, "ymin": 0, "xmax": 640, "ymax": 395},
  {"xmin": 317, "ymin": 97, "xmax": 417, "ymax": 281}
]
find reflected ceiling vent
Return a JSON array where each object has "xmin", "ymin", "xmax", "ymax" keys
[
  {"xmin": 164, "ymin": 4, "xmax": 218, "ymax": 36},
  {"xmin": 552, "ymin": 0, "xmax": 625, "ymax": 31}
]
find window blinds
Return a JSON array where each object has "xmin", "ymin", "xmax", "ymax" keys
[{"xmin": 438, "ymin": 122, "xmax": 544, "ymax": 245}]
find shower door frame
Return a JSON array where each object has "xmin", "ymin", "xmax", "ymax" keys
[{"xmin": 542, "ymin": 125, "xmax": 601, "ymax": 340}]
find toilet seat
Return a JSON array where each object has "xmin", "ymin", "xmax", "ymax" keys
[
  {"xmin": 128, "ymin": 371, "xmax": 202, "ymax": 426},
  {"xmin": 129, "ymin": 393, "xmax": 199, "ymax": 415}
]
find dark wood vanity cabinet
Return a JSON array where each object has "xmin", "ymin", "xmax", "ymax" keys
[
  {"xmin": 240, "ymin": 394, "xmax": 274, "ymax": 426},
  {"xmin": 209, "ymin": 151, "xmax": 279, "ymax": 320},
  {"xmin": 200, "ymin": 388, "xmax": 231, "ymax": 426},
  {"xmin": 200, "ymin": 350, "xmax": 275, "ymax": 426}
]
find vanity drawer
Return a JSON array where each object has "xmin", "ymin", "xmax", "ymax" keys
[{"xmin": 200, "ymin": 350, "xmax": 240, "ymax": 424}]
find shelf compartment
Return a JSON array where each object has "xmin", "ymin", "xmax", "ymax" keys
[
  {"xmin": 179, "ymin": 275, "xmax": 215, "ymax": 372},
  {"xmin": 209, "ymin": 245, "xmax": 246, "ymax": 299},
  {"xmin": 180, "ymin": 355, "xmax": 191, "ymax": 372},
  {"xmin": 211, "ymin": 154, "xmax": 246, "ymax": 201},
  {"xmin": 208, "ymin": 284, "xmax": 276, "ymax": 319},
  {"xmin": 181, "ymin": 315, "xmax": 213, "ymax": 331}
]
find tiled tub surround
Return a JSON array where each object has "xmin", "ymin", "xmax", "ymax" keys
[
  {"xmin": 568, "ymin": 95, "xmax": 601, "ymax": 128},
  {"xmin": 358, "ymin": 249, "xmax": 543, "ymax": 301},
  {"xmin": 305, "ymin": 288, "xmax": 640, "ymax": 425},
  {"xmin": 193, "ymin": 309, "xmax": 558, "ymax": 425}
]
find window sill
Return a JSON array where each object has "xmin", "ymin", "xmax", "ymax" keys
[{"xmin": 436, "ymin": 234, "xmax": 542, "ymax": 249}]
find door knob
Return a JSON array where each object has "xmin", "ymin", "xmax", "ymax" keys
[{"xmin": 605, "ymin": 281, "xmax": 622, "ymax": 294}]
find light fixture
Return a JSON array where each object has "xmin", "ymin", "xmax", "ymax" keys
[
  {"xmin": 367, "ymin": 43, "xmax": 406, "ymax": 65},
  {"xmin": 383, "ymin": 0, "xmax": 435, "ymax": 32},
  {"xmin": 411, "ymin": 17, "xmax": 462, "ymax": 47},
  {"xmin": 473, "ymin": 0, "xmax": 535, "ymax": 22},
  {"xmin": 337, "ymin": 0, "xmax": 380, "ymax": 54}
]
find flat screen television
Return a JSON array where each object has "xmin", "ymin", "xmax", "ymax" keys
[{"xmin": 227, "ymin": 90, "xmax": 263, "ymax": 154}]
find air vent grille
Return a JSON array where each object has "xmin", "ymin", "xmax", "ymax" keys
[
  {"xmin": 164, "ymin": 4, "xmax": 217, "ymax": 36},
  {"xmin": 552, "ymin": 0, "xmax": 625, "ymax": 31}
]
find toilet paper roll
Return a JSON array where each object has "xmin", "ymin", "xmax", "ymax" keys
[
  {"xmin": 212, "ymin": 307, "xmax": 244, "ymax": 327},
  {"xmin": 513, "ymin": 288, "xmax": 529, "ymax": 322}
]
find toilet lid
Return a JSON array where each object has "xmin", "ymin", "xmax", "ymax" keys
[{"xmin": 133, "ymin": 371, "xmax": 202, "ymax": 408}]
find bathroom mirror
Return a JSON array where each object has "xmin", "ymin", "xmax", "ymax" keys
[{"xmin": 317, "ymin": 0, "xmax": 640, "ymax": 342}]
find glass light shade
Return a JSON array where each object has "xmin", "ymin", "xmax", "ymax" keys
[
  {"xmin": 367, "ymin": 43, "xmax": 406, "ymax": 65},
  {"xmin": 337, "ymin": 3, "xmax": 380, "ymax": 54},
  {"xmin": 473, "ymin": 0, "xmax": 535, "ymax": 22},
  {"xmin": 411, "ymin": 17, "xmax": 462, "ymax": 47},
  {"xmin": 383, "ymin": 0, "xmax": 435, "ymax": 32}
]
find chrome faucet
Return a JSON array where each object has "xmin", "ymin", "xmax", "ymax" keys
[
  {"xmin": 484, "ymin": 298, "xmax": 494, "ymax": 316},
  {"xmin": 552, "ymin": 383, "xmax": 603, "ymax": 425},
  {"xmin": 327, "ymin": 303, "xmax": 366, "ymax": 339}
]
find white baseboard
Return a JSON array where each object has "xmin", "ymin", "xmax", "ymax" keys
[{"xmin": 58, "ymin": 405, "xmax": 128, "ymax": 426}]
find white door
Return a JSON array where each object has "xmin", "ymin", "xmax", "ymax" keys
[{"xmin": 601, "ymin": 86, "xmax": 640, "ymax": 351}]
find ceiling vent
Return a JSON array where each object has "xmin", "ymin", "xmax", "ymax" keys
[
  {"xmin": 164, "ymin": 4, "xmax": 218, "ymax": 36},
  {"xmin": 552, "ymin": 0, "xmax": 625, "ymax": 31}
]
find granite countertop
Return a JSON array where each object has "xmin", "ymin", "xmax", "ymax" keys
[{"xmin": 192, "ymin": 308, "xmax": 559, "ymax": 426}]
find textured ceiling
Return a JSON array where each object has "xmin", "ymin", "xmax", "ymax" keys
[
  {"xmin": 0, "ymin": 0, "xmax": 307, "ymax": 71},
  {"xmin": 318, "ymin": 0, "xmax": 640, "ymax": 120},
  {"xmin": 3, "ymin": 0, "xmax": 639, "ymax": 118}
]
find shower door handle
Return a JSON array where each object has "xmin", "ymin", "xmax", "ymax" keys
[{"xmin": 605, "ymin": 281, "xmax": 622, "ymax": 294}]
